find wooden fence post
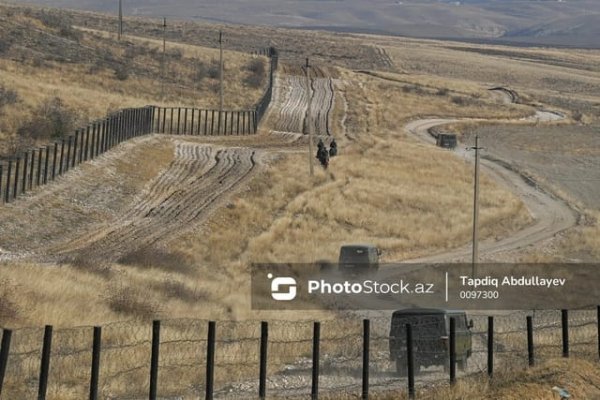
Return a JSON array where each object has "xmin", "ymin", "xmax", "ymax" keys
[
  {"xmin": 38, "ymin": 325, "xmax": 53, "ymax": 400},
  {"xmin": 65, "ymin": 136, "xmax": 72, "ymax": 172},
  {"xmin": 206, "ymin": 321, "xmax": 216, "ymax": 400},
  {"xmin": 169, "ymin": 108, "xmax": 174, "ymax": 134},
  {"xmin": 59, "ymin": 139, "xmax": 65, "ymax": 175}
]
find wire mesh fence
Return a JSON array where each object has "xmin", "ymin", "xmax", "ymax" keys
[{"xmin": 0, "ymin": 308, "xmax": 598, "ymax": 399}]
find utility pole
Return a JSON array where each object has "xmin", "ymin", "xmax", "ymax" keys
[
  {"xmin": 118, "ymin": 0, "xmax": 123, "ymax": 41},
  {"xmin": 161, "ymin": 17, "xmax": 166, "ymax": 99},
  {"xmin": 469, "ymin": 135, "xmax": 483, "ymax": 278},
  {"xmin": 305, "ymin": 57, "xmax": 314, "ymax": 176},
  {"xmin": 219, "ymin": 30, "xmax": 224, "ymax": 133}
]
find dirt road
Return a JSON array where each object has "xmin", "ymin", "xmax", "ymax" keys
[{"xmin": 403, "ymin": 117, "xmax": 577, "ymax": 263}]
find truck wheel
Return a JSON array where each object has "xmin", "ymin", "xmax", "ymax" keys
[{"xmin": 396, "ymin": 358, "xmax": 408, "ymax": 377}]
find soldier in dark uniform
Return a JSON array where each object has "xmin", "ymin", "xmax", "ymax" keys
[{"xmin": 329, "ymin": 139, "xmax": 338, "ymax": 157}]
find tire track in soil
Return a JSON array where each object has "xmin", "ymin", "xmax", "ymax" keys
[
  {"xmin": 271, "ymin": 73, "xmax": 335, "ymax": 137},
  {"xmin": 44, "ymin": 143, "xmax": 259, "ymax": 262}
]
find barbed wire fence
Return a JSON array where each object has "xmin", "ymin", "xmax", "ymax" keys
[{"xmin": 0, "ymin": 308, "xmax": 599, "ymax": 399}]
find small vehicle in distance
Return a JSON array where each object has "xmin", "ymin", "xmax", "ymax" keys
[
  {"xmin": 338, "ymin": 244, "xmax": 381, "ymax": 273},
  {"xmin": 436, "ymin": 133, "xmax": 457, "ymax": 149},
  {"xmin": 389, "ymin": 308, "xmax": 473, "ymax": 376}
]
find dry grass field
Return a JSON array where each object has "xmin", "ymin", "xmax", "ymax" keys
[
  {"xmin": 0, "ymin": 3, "xmax": 600, "ymax": 399},
  {"xmin": 0, "ymin": 4, "xmax": 268, "ymax": 156}
]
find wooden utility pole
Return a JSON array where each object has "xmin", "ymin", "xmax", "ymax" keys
[
  {"xmin": 305, "ymin": 57, "xmax": 314, "ymax": 176},
  {"xmin": 161, "ymin": 17, "xmax": 166, "ymax": 99},
  {"xmin": 219, "ymin": 30, "xmax": 224, "ymax": 133},
  {"xmin": 470, "ymin": 135, "xmax": 483, "ymax": 278},
  {"xmin": 118, "ymin": 0, "xmax": 123, "ymax": 40}
]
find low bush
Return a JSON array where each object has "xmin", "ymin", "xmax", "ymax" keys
[{"xmin": 16, "ymin": 97, "xmax": 80, "ymax": 140}]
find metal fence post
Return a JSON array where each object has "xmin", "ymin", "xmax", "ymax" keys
[
  {"xmin": 38, "ymin": 325, "xmax": 53, "ymax": 400},
  {"xmin": 597, "ymin": 306, "xmax": 600, "ymax": 360},
  {"xmin": 311, "ymin": 322, "xmax": 320, "ymax": 400},
  {"xmin": 362, "ymin": 319, "xmax": 370, "ymax": 400},
  {"xmin": 0, "ymin": 329, "xmax": 13, "ymax": 396},
  {"xmin": 22, "ymin": 151, "xmax": 28, "ymax": 194},
  {"xmin": 89, "ymin": 326, "xmax": 102, "ymax": 400},
  {"xmin": 52, "ymin": 144, "xmax": 57, "ymax": 180},
  {"xmin": 149, "ymin": 320, "xmax": 160, "ymax": 400},
  {"xmin": 406, "ymin": 323, "xmax": 415, "ymax": 399},
  {"xmin": 0, "ymin": 164, "xmax": 3, "ymax": 204},
  {"xmin": 28, "ymin": 150, "xmax": 35, "ymax": 189},
  {"xmin": 488, "ymin": 316, "xmax": 494, "ymax": 377},
  {"xmin": 43, "ymin": 147, "xmax": 49, "ymax": 184},
  {"xmin": 449, "ymin": 317, "xmax": 456, "ymax": 385},
  {"xmin": 206, "ymin": 321, "xmax": 216, "ymax": 400},
  {"xmin": 562, "ymin": 309, "xmax": 569, "ymax": 358},
  {"xmin": 527, "ymin": 316, "xmax": 534, "ymax": 366},
  {"xmin": 4, "ymin": 159, "xmax": 11, "ymax": 203},
  {"xmin": 13, "ymin": 157, "xmax": 19, "ymax": 200},
  {"xmin": 259, "ymin": 321, "xmax": 268, "ymax": 400}
]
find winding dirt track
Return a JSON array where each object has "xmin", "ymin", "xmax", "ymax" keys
[
  {"xmin": 45, "ymin": 143, "xmax": 259, "ymax": 262},
  {"xmin": 403, "ymin": 116, "xmax": 577, "ymax": 263}
]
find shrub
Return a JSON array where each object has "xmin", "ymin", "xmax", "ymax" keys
[
  {"xmin": 436, "ymin": 87, "xmax": 450, "ymax": 96},
  {"xmin": 17, "ymin": 97, "xmax": 79, "ymax": 140},
  {"xmin": 106, "ymin": 285, "xmax": 159, "ymax": 319},
  {"xmin": 244, "ymin": 59, "xmax": 266, "ymax": 88},
  {"xmin": 451, "ymin": 96, "xmax": 466, "ymax": 105},
  {"xmin": 113, "ymin": 65, "xmax": 130, "ymax": 81},
  {"xmin": 118, "ymin": 246, "xmax": 195, "ymax": 275},
  {"xmin": 207, "ymin": 60, "xmax": 220, "ymax": 79},
  {"xmin": 0, "ymin": 85, "xmax": 19, "ymax": 110},
  {"xmin": 0, "ymin": 38, "xmax": 12, "ymax": 54},
  {"xmin": 194, "ymin": 61, "xmax": 208, "ymax": 82},
  {"xmin": 0, "ymin": 279, "xmax": 19, "ymax": 322}
]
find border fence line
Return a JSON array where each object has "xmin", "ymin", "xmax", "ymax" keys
[
  {"xmin": 0, "ymin": 47, "xmax": 278, "ymax": 206},
  {"xmin": 0, "ymin": 308, "xmax": 599, "ymax": 399}
]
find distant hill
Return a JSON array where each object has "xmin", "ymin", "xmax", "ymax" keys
[{"xmin": 8, "ymin": 0, "xmax": 600, "ymax": 48}]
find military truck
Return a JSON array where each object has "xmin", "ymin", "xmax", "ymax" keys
[
  {"xmin": 389, "ymin": 308, "xmax": 473, "ymax": 376},
  {"xmin": 436, "ymin": 133, "xmax": 457, "ymax": 149},
  {"xmin": 338, "ymin": 244, "xmax": 381, "ymax": 273}
]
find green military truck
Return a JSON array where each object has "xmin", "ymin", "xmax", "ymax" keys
[
  {"xmin": 338, "ymin": 244, "xmax": 381, "ymax": 273},
  {"xmin": 389, "ymin": 308, "xmax": 473, "ymax": 376},
  {"xmin": 436, "ymin": 133, "xmax": 457, "ymax": 149}
]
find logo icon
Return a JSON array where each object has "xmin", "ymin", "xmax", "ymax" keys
[{"xmin": 268, "ymin": 273, "xmax": 297, "ymax": 301}]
